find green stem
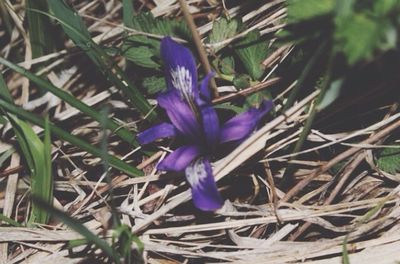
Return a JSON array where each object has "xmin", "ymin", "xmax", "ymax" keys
[
  {"xmin": 282, "ymin": 41, "xmax": 328, "ymax": 112},
  {"xmin": 281, "ymin": 53, "xmax": 333, "ymax": 187}
]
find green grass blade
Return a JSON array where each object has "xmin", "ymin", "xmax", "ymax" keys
[
  {"xmin": 44, "ymin": 0, "xmax": 157, "ymax": 121},
  {"xmin": 26, "ymin": 0, "xmax": 54, "ymax": 57},
  {"xmin": 0, "ymin": 57, "xmax": 139, "ymax": 146},
  {"xmin": 7, "ymin": 115, "xmax": 52, "ymax": 224},
  {"xmin": 123, "ymin": 0, "xmax": 135, "ymax": 28},
  {"xmin": 0, "ymin": 98, "xmax": 143, "ymax": 177},
  {"xmin": 32, "ymin": 196, "xmax": 120, "ymax": 263},
  {"xmin": 0, "ymin": 73, "xmax": 13, "ymax": 103},
  {"xmin": 342, "ymin": 236, "xmax": 350, "ymax": 264},
  {"xmin": 0, "ymin": 213, "xmax": 23, "ymax": 227}
]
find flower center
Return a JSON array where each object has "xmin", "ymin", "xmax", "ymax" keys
[
  {"xmin": 170, "ymin": 66, "xmax": 201, "ymax": 122},
  {"xmin": 171, "ymin": 66, "xmax": 193, "ymax": 101},
  {"xmin": 185, "ymin": 158, "xmax": 207, "ymax": 188}
]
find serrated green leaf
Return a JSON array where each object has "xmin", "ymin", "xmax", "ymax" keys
[
  {"xmin": 288, "ymin": 0, "xmax": 335, "ymax": 22},
  {"xmin": 234, "ymin": 30, "xmax": 268, "ymax": 80},
  {"xmin": 244, "ymin": 90, "xmax": 272, "ymax": 109},
  {"xmin": 208, "ymin": 18, "xmax": 240, "ymax": 52},
  {"xmin": 376, "ymin": 146, "xmax": 400, "ymax": 174},
  {"xmin": 142, "ymin": 76, "xmax": 166, "ymax": 95},
  {"xmin": 123, "ymin": 46, "xmax": 160, "ymax": 68},
  {"xmin": 220, "ymin": 56, "xmax": 235, "ymax": 75},
  {"xmin": 214, "ymin": 103, "xmax": 244, "ymax": 114},
  {"xmin": 335, "ymin": 13, "xmax": 380, "ymax": 65},
  {"xmin": 122, "ymin": 12, "xmax": 190, "ymax": 69},
  {"xmin": 233, "ymin": 74, "xmax": 251, "ymax": 89}
]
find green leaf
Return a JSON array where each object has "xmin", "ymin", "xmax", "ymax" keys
[
  {"xmin": 208, "ymin": 17, "xmax": 240, "ymax": 52},
  {"xmin": 7, "ymin": 115, "xmax": 52, "ymax": 224},
  {"xmin": 288, "ymin": 0, "xmax": 335, "ymax": 22},
  {"xmin": 0, "ymin": 98, "xmax": 143, "ymax": 177},
  {"xmin": 26, "ymin": 0, "xmax": 55, "ymax": 58},
  {"xmin": 0, "ymin": 73, "xmax": 12, "ymax": 103},
  {"xmin": 342, "ymin": 236, "xmax": 350, "ymax": 264},
  {"xmin": 123, "ymin": 46, "xmax": 160, "ymax": 69},
  {"xmin": 121, "ymin": 12, "xmax": 190, "ymax": 69},
  {"xmin": 244, "ymin": 89, "xmax": 272, "ymax": 109},
  {"xmin": 376, "ymin": 146, "xmax": 400, "ymax": 174},
  {"xmin": 122, "ymin": 0, "xmax": 135, "ymax": 28},
  {"xmin": 0, "ymin": 213, "xmax": 23, "ymax": 227},
  {"xmin": 33, "ymin": 197, "xmax": 120, "ymax": 263},
  {"xmin": 374, "ymin": 0, "xmax": 400, "ymax": 16},
  {"xmin": 335, "ymin": 13, "xmax": 380, "ymax": 65},
  {"xmin": 234, "ymin": 30, "xmax": 268, "ymax": 80},
  {"xmin": 131, "ymin": 12, "xmax": 190, "ymax": 38},
  {"xmin": 219, "ymin": 56, "xmax": 236, "ymax": 75},
  {"xmin": 0, "ymin": 147, "xmax": 14, "ymax": 168},
  {"xmin": 142, "ymin": 76, "xmax": 166, "ymax": 95},
  {"xmin": 233, "ymin": 74, "xmax": 251, "ymax": 89},
  {"xmin": 317, "ymin": 78, "xmax": 343, "ymax": 110},
  {"xmin": 46, "ymin": 0, "xmax": 156, "ymax": 121},
  {"xmin": 214, "ymin": 103, "xmax": 244, "ymax": 114}
]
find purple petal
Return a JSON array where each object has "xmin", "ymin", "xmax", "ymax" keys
[
  {"xmin": 137, "ymin": 122, "xmax": 177, "ymax": 145},
  {"xmin": 200, "ymin": 104, "xmax": 220, "ymax": 148},
  {"xmin": 198, "ymin": 72, "xmax": 215, "ymax": 101},
  {"xmin": 220, "ymin": 100, "xmax": 273, "ymax": 144},
  {"xmin": 158, "ymin": 145, "xmax": 201, "ymax": 172},
  {"xmin": 161, "ymin": 37, "xmax": 198, "ymax": 101},
  {"xmin": 157, "ymin": 90, "xmax": 201, "ymax": 139},
  {"xmin": 185, "ymin": 158, "xmax": 223, "ymax": 211}
]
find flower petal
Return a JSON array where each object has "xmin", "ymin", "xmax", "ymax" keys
[
  {"xmin": 137, "ymin": 122, "xmax": 178, "ymax": 145},
  {"xmin": 158, "ymin": 145, "xmax": 201, "ymax": 172},
  {"xmin": 198, "ymin": 72, "xmax": 215, "ymax": 101},
  {"xmin": 200, "ymin": 104, "xmax": 220, "ymax": 148},
  {"xmin": 185, "ymin": 158, "xmax": 223, "ymax": 211},
  {"xmin": 161, "ymin": 37, "xmax": 198, "ymax": 102},
  {"xmin": 220, "ymin": 100, "xmax": 273, "ymax": 143},
  {"xmin": 157, "ymin": 90, "xmax": 201, "ymax": 139}
]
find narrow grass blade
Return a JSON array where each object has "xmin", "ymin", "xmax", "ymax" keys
[
  {"xmin": 32, "ymin": 196, "xmax": 120, "ymax": 264},
  {"xmin": 342, "ymin": 236, "xmax": 350, "ymax": 264},
  {"xmin": 0, "ymin": 57, "xmax": 139, "ymax": 146},
  {"xmin": 7, "ymin": 114, "xmax": 52, "ymax": 224},
  {"xmin": 0, "ymin": 98, "xmax": 143, "ymax": 177},
  {"xmin": 123, "ymin": 0, "xmax": 135, "ymax": 28},
  {"xmin": 0, "ymin": 213, "xmax": 23, "ymax": 227},
  {"xmin": 0, "ymin": 73, "xmax": 12, "ymax": 103},
  {"xmin": 45, "ymin": 0, "xmax": 157, "ymax": 121},
  {"xmin": 26, "ymin": 0, "xmax": 54, "ymax": 57}
]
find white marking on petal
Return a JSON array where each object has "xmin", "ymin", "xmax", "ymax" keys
[
  {"xmin": 171, "ymin": 66, "xmax": 193, "ymax": 101},
  {"xmin": 185, "ymin": 158, "xmax": 208, "ymax": 189}
]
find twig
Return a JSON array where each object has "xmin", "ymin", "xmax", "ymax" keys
[
  {"xmin": 212, "ymin": 77, "xmax": 280, "ymax": 104},
  {"xmin": 178, "ymin": 0, "xmax": 219, "ymax": 98},
  {"xmin": 282, "ymin": 118, "xmax": 400, "ymax": 203}
]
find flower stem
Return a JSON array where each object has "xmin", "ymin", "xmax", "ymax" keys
[{"xmin": 178, "ymin": 0, "xmax": 219, "ymax": 98}]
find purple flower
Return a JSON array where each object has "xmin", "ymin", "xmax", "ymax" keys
[{"xmin": 138, "ymin": 37, "xmax": 272, "ymax": 211}]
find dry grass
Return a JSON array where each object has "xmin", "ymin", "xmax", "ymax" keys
[{"xmin": 1, "ymin": 0, "xmax": 400, "ymax": 263}]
